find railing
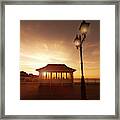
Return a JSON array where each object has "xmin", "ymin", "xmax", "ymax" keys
[
  {"xmin": 74, "ymin": 79, "xmax": 100, "ymax": 83},
  {"xmin": 20, "ymin": 77, "xmax": 100, "ymax": 84}
]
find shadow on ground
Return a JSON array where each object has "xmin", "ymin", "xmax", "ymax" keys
[{"xmin": 20, "ymin": 83, "xmax": 100, "ymax": 100}]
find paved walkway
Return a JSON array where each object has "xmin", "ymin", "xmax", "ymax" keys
[{"xmin": 20, "ymin": 83, "xmax": 100, "ymax": 100}]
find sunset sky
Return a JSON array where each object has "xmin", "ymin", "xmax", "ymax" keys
[{"xmin": 20, "ymin": 20, "xmax": 100, "ymax": 78}]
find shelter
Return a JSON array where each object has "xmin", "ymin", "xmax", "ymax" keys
[{"xmin": 36, "ymin": 64, "xmax": 76, "ymax": 84}]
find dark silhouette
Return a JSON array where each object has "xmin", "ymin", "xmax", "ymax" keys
[
  {"xmin": 20, "ymin": 71, "xmax": 29, "ymax": 77},
  {"xmin": 74, "ymin": 21, "xmax": 90, "ymax": 100},
  {"xmin": 36, "ymin": 64, "xmax": 76, "ymax": 85}
]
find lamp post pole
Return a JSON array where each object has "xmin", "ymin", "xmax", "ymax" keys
[
  {"xmin": 73, "ymin": 20, "xmax": 90, "ymax": 100},
  {"xmin": 80, "ymin": 37, "xmax": 86, "ymax": 100}
]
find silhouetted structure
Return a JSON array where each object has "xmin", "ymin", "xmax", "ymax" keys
[
  {"xmin": 36, "ymin": 64, "xmax": 76, "ymax": 85},
  {"xmin": 20, "ymin": 71, "xmax": 29, "ymax": 77},
  {"xmin": 73, "ymin": 20, "xmax": 90, "ymax": 100}
]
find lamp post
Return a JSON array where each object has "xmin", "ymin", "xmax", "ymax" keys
[{"xmin": 73, "ymin": 20, "xmax": 90, "ymax": 100}]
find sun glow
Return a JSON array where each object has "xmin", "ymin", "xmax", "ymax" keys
[
  {"xmin": 43, "ymin": 72, "xmax": 46, "ymax": 76},
  {"xmin": 20, "ymin": 20, "xmax": 100, "ymax": 79}
]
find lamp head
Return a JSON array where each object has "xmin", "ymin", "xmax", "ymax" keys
[
  {"xmin": 73, "ymin": 34, "xmax": 81, "ymax": 49},
  {"xmin": 79, "ymin": 20, "xmax": 90, "ymax": 35}
]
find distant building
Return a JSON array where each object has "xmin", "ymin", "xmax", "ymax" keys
[
  {"xmin": 20, "ymin": 71, "xmax": 29, "ymax": 77},
  {"xmin": 36, "ymin": 64, "xmax": 76, "ymax": 85}
]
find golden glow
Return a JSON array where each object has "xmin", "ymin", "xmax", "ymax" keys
[
  {"xmin": 43, "ymin": 72, "xmax": 46, "ymax": 76},
  {"xmin": 20, "ymin": 20, "xmax": 100, "ymax": 79},
  {"xmin": 74, "ymin": 40, "xmax": 80, "ymax": 47},
  {"xmin": 79, "ymin": 21, "xmax": 90, "ymax": 34},
  {"xmin": 80, "ymin": 27, "xmax": 88, "ymax": 34}
]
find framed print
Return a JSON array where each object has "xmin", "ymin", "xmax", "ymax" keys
[
  {"xmin": 0, "ymin": 0, "xmax": 119, "ymax": 119},
  {"xmin": 20, "ymin": 20, "xmax": 100, "ymax": 100}
]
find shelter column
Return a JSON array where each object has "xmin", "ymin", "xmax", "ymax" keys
[
  {"xmin": 70, "ymin": 72, "xmax": 73, "ymax": 84},
  {"xmin": 56, "ymin": 72, "xmax": 57, "ymax": 79},
  {"xmin": 50, "ymin": 72, "xmax": 52, "ymax": 87},
  {"xmin": 50, "ymin": 72, "xmax": 52, "ymax": 79},
  {"xmin": 61, "ymin": 72, "xmax": 63, "ymax": 86},
  {"xmin": 66, "ymin": 72, "xmax": 67, "ymax": 79},
  {"xmin": 61, "ymin": 72, "xmax": 62, "ymax": 79},
  {"xmin": 46, "ymin": 72, "xmax": 47, "ymax": 79},
  {"xmin": 70, "ymin": 72, "xmax": 73, "ymax": 80}
]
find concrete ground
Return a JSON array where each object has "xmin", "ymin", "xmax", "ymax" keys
[{"xmin": 20, "ymin": 82, "xmax": 100, "ymax": 100}]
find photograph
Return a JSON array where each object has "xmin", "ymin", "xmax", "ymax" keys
[
  {"xmin": 20, "ymin": 20, "xmax": 100, "ymax": 100},
  {"xmin": 1, "ymin": 0, "xmax": 118, "ymax": 118}
]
